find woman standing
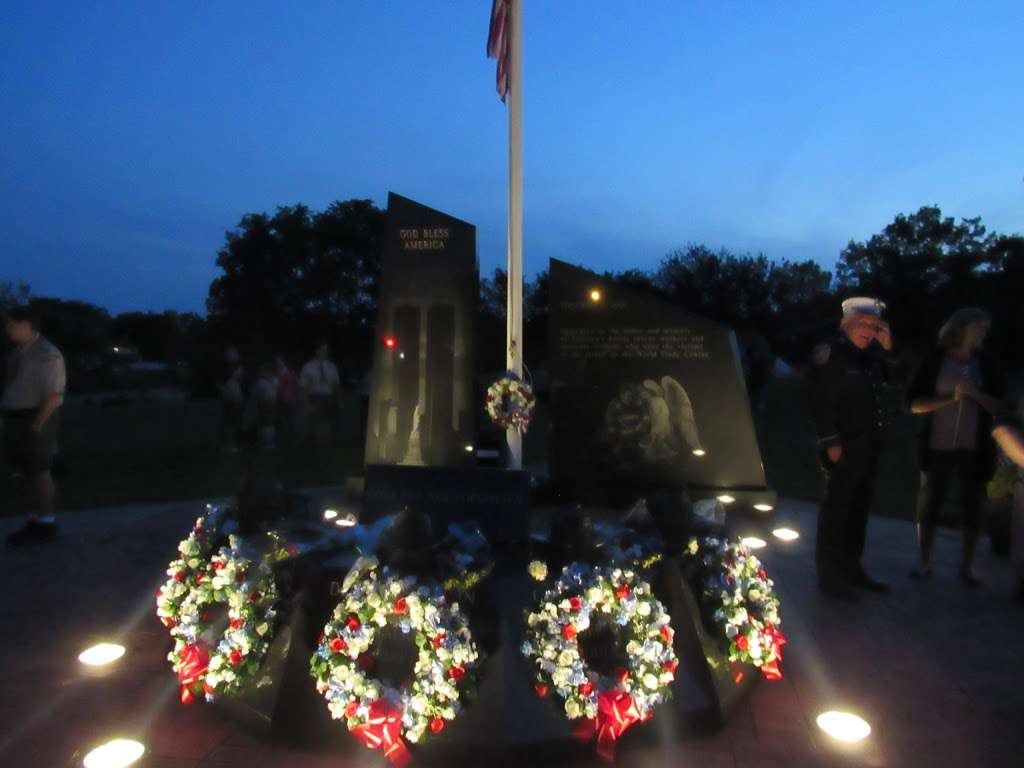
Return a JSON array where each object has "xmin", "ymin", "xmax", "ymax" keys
[{"xmin": 908, "ymin": 308, "xmax": 1006, "ymax": 586}]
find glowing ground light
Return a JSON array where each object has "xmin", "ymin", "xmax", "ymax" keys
[
  {"xmin": 464, "ymin": 444, "xmax": 475, "ymax": 453},
  {"xmin": 78, "ymin": 643, "xmax": 125, "ymax": 667},
  {"xmin": 772, "ymin": 527, "xmax": 800, "ymax": 542},
  {"xmin": 335, "ymin": 517, "xmax": 356, "ymax": 528},
  {"xmin": 323, "ymin": 509, "xmax": 338, "ymax": 520},
  {"xmin": 741, "ymin": 536, "xmax": 767, "ymax": 549},
  {"xmin": 754, "ymin": 503, "xmax": 775, "ymax": 512},
  {"xmin": 589, "ymin": 289, "xmax": 602, "ymax": 302},
  {"xmin": 816, "ymin": 711, "xmax": 872, "ymax": 743},
  {"xmin": 716, "ymin": 494, "xmax": 736, "ymax": 504},
  {"xmin": 692, "ymin": 449, "xmax": 707, "ymax": 457},
  {"xmin": 83, "ymin": 739, "xmax": 145, "ymax": 768}
]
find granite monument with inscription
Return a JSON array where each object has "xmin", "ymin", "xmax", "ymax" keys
[
  {"xmin": 364, "ymin": 192, "xmax": 477, "ymax": 468},
  {"xmin": 549, "ymin": 259, "xmax": 772, "ymax": 509}
]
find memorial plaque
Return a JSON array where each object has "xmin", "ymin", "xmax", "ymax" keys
[
  {"xmin": 365, "ymin": 192, "xmax": 477, "ymax": 468},
  {"xmin": 549, "ymin": 259, "xmax": 771, "ymax": 507}
]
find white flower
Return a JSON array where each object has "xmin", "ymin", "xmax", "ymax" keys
[
  {"xmin": 565, "ymin": 698, "xmax": 583, "ymax": 719},
  {"xmin": 637, "ymin": 601, "xmax": 652, "ymax": 617},
  {"xmin": 528, "ymin": 561, "xmax": 548, "ymax": 582},
  {"xmin": 643, "ymin": 673, "xmax": 659, "ymax": 690}
]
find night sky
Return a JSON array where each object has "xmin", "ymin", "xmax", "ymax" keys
[{"xmin": 2, "ymin": 0, "xmax": 1021, "ymax": 314}]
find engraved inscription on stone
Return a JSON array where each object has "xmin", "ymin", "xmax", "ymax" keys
[{"xmin": 560, "ymin": 326, "xmax": 710, "ymax": 360}]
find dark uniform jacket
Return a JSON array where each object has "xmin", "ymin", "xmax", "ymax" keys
[
  {"xmin": 906, "ymin": 348, "xmax": 1005, "ymax": 476},
  {"xmin": 808, "ymin": 334, "xmax": 905, "ymax": 454}
]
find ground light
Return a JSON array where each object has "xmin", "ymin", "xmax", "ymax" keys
[
  {"xmin": 335, "ymin": 514, "xmax": 356, "ymax": 528},
  {"xmin": 816, "ymin": 711, "xmax": 872, "ymax": 743},
  {"xmin": 716, "ymin": 494, "xmax": 735, "ymax": 504},
  {"xmin": 464, "ymin": 444, "xmax": 474, "ymax": 453},
  {"xmin": 692, "ymin": 449, "xmax": 706, "ymax": 457},
  {"xmin": 78, "ymin": 643, "xmax": 125, "ymax": 667},
  {"xmin": 82, "ymin": 739, "xmax": 145, "ymax": 768},
  {"xmin": 754, "ymin": 503, "xmax": 775, "ymax": 512},
  {"xmin": 741, "ymin": 536, "xmax": 767, "ymax": 549},
  {"xmin": 323, "ymin": 509, "xmax": 338, "ymax": 520},
  {"xmin": 772, "ymin": 527, "xmax": 800, "ymax": 542}
]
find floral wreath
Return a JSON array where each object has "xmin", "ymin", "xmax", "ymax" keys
[
  {"xmin": 158, "ymin": 529, "xmax": 280, "ymax": 704},
  {"xmin": 522, "ymin": 561, "xmax": 678, "ymax": 761},
  {"xmin": 684, "ymin": 537, "xmax": 786, "ymax": 681},
  {"xmin": 485, "ymin": 371, "xmax": 535, "ymax": 434},
  {"xmin": 309, "ymin": 557, "xmax": 480, "ymax": 767}
]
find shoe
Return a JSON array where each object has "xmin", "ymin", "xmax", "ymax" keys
[
  {"xmin": 849, "ymin": 569, "xmax": 889, "ymax": 592},
  {"xmin": 6, "ymin": 520, "xmax": 58, "ymax": 547},
  {"xmin": 959, "ymin": 570, "xmax": 984, "ymax": 589},
  {"xmin": 818, "ymin": 579, "xmax": 859, "ymax": 602},
  {"xmin": 910, "ymin": 565, "xmax": 934, "ymax": 581}
]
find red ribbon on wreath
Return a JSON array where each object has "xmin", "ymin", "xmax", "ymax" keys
[
  {"xmin": 572, "ymin": 690, "xmax": 646, "ymax": 762},
  {"xmin": 351, "ymin": 700, "xmax": 412, "ymax": 768},
  {"xmin": 760, "ymin": 626, "xmax": 788, "ymax": 680},
  {"xmin": 177, "ymin": 642, "xmax": 210, "ymax": 703}
]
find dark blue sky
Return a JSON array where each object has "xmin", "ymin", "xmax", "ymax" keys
[{"xmin": 2, "ymin": 1, "xmax": 1021, "ymax": 314}]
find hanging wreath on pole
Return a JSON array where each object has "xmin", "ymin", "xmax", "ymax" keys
[
  {"xmin": 485, "ymin": 370, "xmax": 535, "ymax": 434},
  {"xmin": 683, "ymin": 536, "xmax": 787, "ymax": 680},
  {"xmin": 309, "ymin": 557, "xmax": 481, "ymax": 766},
  {"xmin": 522, "ymin": 562, "xmax": 678, "ymax": 761}
]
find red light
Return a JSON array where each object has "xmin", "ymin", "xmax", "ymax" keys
[{"xmin": 384, "ymin": 335, "xmax": 397, "ymax": 349}]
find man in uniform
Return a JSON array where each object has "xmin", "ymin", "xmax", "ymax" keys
[
  {"xmin": 809, "ymin": 297, "xmax": 904, "ymax": 600},
  {"xmin": 3, "ymin": 306, "xmax": 66, "ymax": 546}
]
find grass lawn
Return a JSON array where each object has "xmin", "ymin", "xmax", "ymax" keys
[{"xmin": 1, "ymin": 377, "xmax": 922, "ymax": 520}]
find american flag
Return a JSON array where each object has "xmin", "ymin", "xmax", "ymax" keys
[{"xmin": 487, "ymin": 0, "xmax": 509, "ymax": 101}]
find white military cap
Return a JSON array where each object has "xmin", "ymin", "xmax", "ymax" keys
[{"xmin": 841, "ymin": 297, "xmax": 886, "ymax": 316}]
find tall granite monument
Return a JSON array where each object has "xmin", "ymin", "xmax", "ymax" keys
[
  {"xmin": 365, "ymin": 193, "xmax": 477, "ymax": 468},
  {"xmin": 549, "ymin": 259, "xmax": 773, "ymax": 510}
]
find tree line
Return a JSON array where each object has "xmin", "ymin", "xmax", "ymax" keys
[{"xmin": 3, "ymin": 201, "xmax": 1022, "ymax": 395}]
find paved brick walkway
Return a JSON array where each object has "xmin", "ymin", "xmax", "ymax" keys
[{"xmin": 0, "ymin": 498, "xmax": 1021, "ymax": 767}]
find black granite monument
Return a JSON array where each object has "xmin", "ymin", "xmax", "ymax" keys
[
  {"xmin": 549, "ymin": 258, "xmax": 774, "ymax": 511},
  {"xmin": 365, "ymin": 192, "xmax": 477, "ymax": 468}
]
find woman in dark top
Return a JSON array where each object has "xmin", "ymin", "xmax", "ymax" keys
[{"xmin": 907, "ymin": 308, "xmax": 1006, "ymax": 586}]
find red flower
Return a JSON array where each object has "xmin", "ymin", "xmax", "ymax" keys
[
  {"xmin": 726, "ymin": 574, "xmax": 735, "ymax": 584},
  {"xmin": 203, "ymin": 683, "xmax": 215, "ymax": 695},
  {"xmin": 758, "ymin": 569, "xmax": 768, "ymax": 580},
  {"xmin": 735, "ymin": 635, "xmax": 749, "ymax": 651},
  {"xmin": 615, "ymin": 584, "xmax": 631, "ymax": 600},
  {"xmin": 236, "ymin": 570, "xmax": 247, "ymax": 583},
  {"xmin": 331, "ymin": 637, "xmax": 347, "ymax": 653},
  {"xmin": 346, "ymin": 615, "xmax": 361, "ymax": 631},
  {"xmin": 568, "ymin": 596, "xmax": 582, "ymax": 612},
  {"xmin": 533, "ymin": 682, "xmax": 550, "ymax": 697},
  {"xmin": 174, "ymin": 571, "xmax": 185, "ymax": 583},
  {"xmin": 663, "ymin": 659, "xmax": 678, "ymax": 675},
  {"xmin": 248, "ymin": 590, "xmax": 260, "ymax": 604},
  {"xmin": 393, "ymin": 597, "xmax": 407, "ymax": 615},
  {"xmin": 447, "ymin": 666, "xmax": 466, "ymax": 681},
  {"xmin": 318, "ymin": 633, "xmax": 325, "ymax": 645},
  {"xmin": 229, "ymin": 649, "xmax": 244, "ymax": 666},
  {"xmin": 485, "ymin": 394, "xmax": 494, "ymax": 403},
  {"xmin": 213, "ymin": 561, "xmax": 225, "ymax": 571},
  {"xmin": 201, "ymin": 612, "xmax": 210, "ymax": 622},
  {"xmin": 230, "ymin": 618, "xmax": 243, "ymax": 630},
  {"xmin": 345, "ymin": 699, "xmax": 360, "ymax": 718},
  {"xmin": 430, "ymin": 717, "xmax": 446, "ymax": 734},
  {"xmin": 578, "ymin": 682, "xmax": 594, "ymax": 697},
  {"xmin": 193, "ymin": 573, "xmax": 204, "ymax": 586},
  {"xmin": 161, "ymin": 616, "xmax": 175, "ymax": 628},
  {"xmin": 432, "ymin": 633, "xmax": 445, "ymax": 649},
  {"xmin": 561, "ymin": 624, "xmax": 577, "ymax": 641},
  {"xmin": 660, "ymin": 625, "xmax": 673, "ymax": 644}
]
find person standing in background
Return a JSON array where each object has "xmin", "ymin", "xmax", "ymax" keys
[
  {"xmin": 254, "ymin": 361, "xmax": 279, "ymax": 451},
  {"xmin": 3, "ymin": 306, "xmax": 66, "ymax": 546},
  {"xmin": 808, "ymin": 297, "xmax": 904, "ymax": 601},
  {"xmin": 274, "ymin": 357, "xmax": 300, "ymax": 443},
  {"xmin": 300, "ymin": 341, "xmax": 340, "ymax": 446},
  {"xmin": 907, "ymin": 308, "xmax": 1005, "ymax": 587}
]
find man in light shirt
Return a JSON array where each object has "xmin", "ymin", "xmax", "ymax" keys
[
  {"xmin": 300, "ymin": 341, "xmax": 340, "ymax": 443},
  {"xmin": 3, "ymin": 306, "xmax": 66, "ymax": 546}
]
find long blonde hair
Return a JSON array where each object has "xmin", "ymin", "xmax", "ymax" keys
[{"xmin": 937, "ymin": 307, "xmax": 991, "ymax": 351}]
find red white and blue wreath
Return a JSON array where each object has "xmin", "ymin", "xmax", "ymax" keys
[
  {"xmin": 310, "ymin": 557, "xmax": 481, "ymax": 767},
  {"xmin": 485, "ymin": 371, "xmax": 535, "ymax": 434},
  {"xmin": 522, "ymin": 561, "xmax": 678, "ymax": 761},
  {"xmin": 684, "ymin": 537, "xmax": 787, "ymax": 680},
  {"xmin": 157, "ymin": 526, "xmax": 280, "ymax": 703}
]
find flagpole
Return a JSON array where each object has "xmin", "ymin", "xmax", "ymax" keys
[{"xmin": 506, "ymin": 0, "xmax": 524, "ymax": 470}]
